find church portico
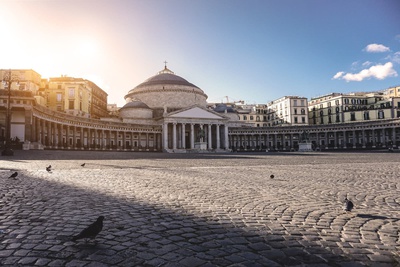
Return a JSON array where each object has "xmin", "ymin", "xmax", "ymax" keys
[{"xmin": 161, "ymin": 106, "xmax": 230, "ymax": 153}]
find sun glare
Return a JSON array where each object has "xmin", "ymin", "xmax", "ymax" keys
[{"xmin": 77, "ymin": 39, "xmax": 99, "ymax": 59}]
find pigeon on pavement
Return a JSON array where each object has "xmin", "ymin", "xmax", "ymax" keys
[
  {"xmin": 270, "ymin": 174, "xmax": 274, "ymax": 179},
  {"xmin": 72, "ymin": 216, "xmax": 104, "ymax": 242},
  {"xmin": 46, "ymin": 165, "xmax": 52, "ymax": 172},
  {"xmin": 9, "ymin": 172, "xmax": 18, "ymax": 179},
  {"xmin": 81, "ymin": 163, "xmax": 86, "ymax": 167},
  {"xmin": 344, "ymin": 197, "xmax": 354, "ymax": 212}
]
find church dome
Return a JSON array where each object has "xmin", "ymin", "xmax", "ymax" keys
[
  {"xmin": 135, "ymin": 70, "xmax": 199, "ymax": 89},
  {"xmin": 213, "ymin": 103, "xmax": 236, "ymax": 113},
  {"xmin": 124, "ymin": 65, "xmax": 208, "ymax": 109},
  {"xmin": 120, "ymin": 99, "xmax": 150, "ymax": 110},
  {"xmin": 119, "ymin": 99, "xmax": 153, "ymax": 120}
]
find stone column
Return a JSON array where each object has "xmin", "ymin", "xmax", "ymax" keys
[
  {"xmin": 352, "ymin": 130, "xmax": 356, "ymax": 148},
  {"xmin": 207, "ymin": 124, "xmax": 212, "ymax": 149},
  {"xmin": 181, "ymin": 123, "xmax": 186, "ymax": 149},
  {"xmin": 190, "ymin": 123, "xmax": 194, "ymax": 149},
  {"xmin": 216, "ymin": 124, "xmax": 220, "ymax": 149},
  {"xmin": 100, "ymin": 130, "xmax": 104, "ymax": 150},
  {"xmin": 108, "ymin": 130, "xmax": 112, "ymax": 149},
  {"xmin": 334, "ymin": 131, "xmax": 337, "ymax": 149},
  {"xmin": 48, "ymin": 121, "xmax": 53, "ymax": 148},
  {"xmin": 130, "ymin": 131, "xmax": 134, "ymax": 150},
  {"xmin": 80, "ymin": 128, "xmax": 84, "ymax": 149},
  {"xmin": 289, "ymin": 133, "xmax": 293, "ymax": 150},
  {"xmin": 122, "ymin": 131, "xmax": 126, "ymax": 150},
  {"xmin": 325, "ymin": 132, "xmax": 329, "ymax": 149},
  {"xmin": 115, "ymin": 130, "xmax": 119, "ymax": 149},
  {"xmin": 362, "ymin": 130, "xmax": 366, "ymax": 148},
  {"xmin": 343, "ymin": 131, "xmax": 347, "ymax": 149},
  {"xmin": 163, "ymin": 123, "xmax": 168, "ymax": 150},
  {"xmin": 66, "ymin": 125, "xmax": 70, "ymax": 148},
  {"xmin": 224, "ymin": 125, "xmax": 229, "ymax": 150},
  {"xmin": 172, "ymin": 123, "xmax": 177, "ymax": 150},
  {"xmin": 58, "ymin": 124, "xmax": 63, "ymax": 148},
  {"xmin": 371, "ymin": 129, "xmax": 375, "ymax": 148}
]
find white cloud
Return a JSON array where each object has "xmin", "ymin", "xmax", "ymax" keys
[
  {"xmin": 388, "ymin": 51, "xmax": 400, "ymax": 64},
  {"xmin": 333, "ymin": 62, "xmax": 397, "ymax": 82},
  {"xmin": 364, "ymin": 43, "xmax": 390, "ymax": 53},
  {"xmin": 362, "ymin": 61, "xmax": 372, "ymax": 67},
  {"xmin": 332, "ymin": 71, "xmax": 344, "ymax": 79}
]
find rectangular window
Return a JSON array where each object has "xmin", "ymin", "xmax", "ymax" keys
[
  {"xmin": 302, "ymin": 117, "xmax": 305, "ymax": 123},
  {"xmin": 69, "ymin": 100, "xmax": 74, "ymax": 109},
  {"xmin": 293, "ymin": 100, "xmax": 297, "ymax": 106},
  {"xmin": 56, "ymin": 93, "xmax": 62, "ymax": 102},
  {"xmin": 69, "ymin": 88, "xmax": 75, "ymax": 98}
]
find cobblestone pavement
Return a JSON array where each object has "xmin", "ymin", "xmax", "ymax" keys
[{"xmin": 0, "ymin": 150, "xmax": 399, "ymax": 266}]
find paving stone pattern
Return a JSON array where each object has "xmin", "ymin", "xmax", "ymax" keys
[{"xmin": 0, "ymin": 150, "xmax": 399, "ymax": 266}]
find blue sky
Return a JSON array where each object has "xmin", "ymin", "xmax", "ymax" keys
[{"xmin": 1, "ymin": 0, "xmax": 399, "ymax": 106}]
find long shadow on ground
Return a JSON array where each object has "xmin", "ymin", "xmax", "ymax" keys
[{"xmin": 0, "ymin": 159, "xmax": 398, "ymax": 266}]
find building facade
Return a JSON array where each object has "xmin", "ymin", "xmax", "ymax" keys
[
  {"xmin": 1, "ymin": 67, "xmax": 400, "ymax": 153},
  {"xmin": 267, "ymin": 96, "xmax": 309, "ymax": 126},
  {"xmin": 308, "ymin": 91, "xmax": 400, "ymax": 125},
  {"xmin": 40, "ymin": 76, "xmax": 108, "ymax": 119}
]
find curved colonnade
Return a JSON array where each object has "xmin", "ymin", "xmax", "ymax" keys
[
  {"xmin": 229, "ymin": 119, "xmax": 400, "ymax": 151},
  {"xmin": 4, "ymin": 102, "xmax": 400, "ymax": 153},
  {"xmin": 29, "ymin": 105, "xmax": 162, "ymax": 151}
]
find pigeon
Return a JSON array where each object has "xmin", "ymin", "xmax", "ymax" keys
[
  {"xmin": 81, "ymin": 163, "xmax": 86, "ymax": 167},
  {"xmin": 9, "ymin": 172, "xmax": 18, "ymax": 179},
  {"xmin": 344, "ymin": 197, "xmax": 354, "ymax": 212},
  {"xmin": 72, "ymin": 216, "xmax": 104, "ymax": 242},
  {"xmin": 46, "ymin": 165, "xmax": 52, "ymax": 172},
  {"xmin": 270, "ymin": 174, "xmax": 274, "ymax": 179}
]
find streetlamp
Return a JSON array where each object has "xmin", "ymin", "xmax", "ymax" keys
[{"xmin": 1, "ymin": 69, "xmax": 19, "ymax": 156}]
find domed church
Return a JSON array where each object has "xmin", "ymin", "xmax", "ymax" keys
[{"xmin": 121, "ymin": 64, "xmax": 231, "ymax": 153}]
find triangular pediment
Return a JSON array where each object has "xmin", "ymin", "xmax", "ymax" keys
[{"xmin": 168, "ymin": 106, "xmax": 225, "ymax": 119}]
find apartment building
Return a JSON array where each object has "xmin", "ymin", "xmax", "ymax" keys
[
  {"xmin": 41, "ymin": 76, "xmax": 108, "ymax": 118},
  {"xmin": 308, "ymin": 90, "xmax": 400, "ymax": 125},
  {"xmin": 232, "ymin": 104, "xmax": 268, "ymax": 127},
  {"xmin": 267, "ymin": 96, "xmax": 308, "ymax": 126},
  {"xmin": 0, "ymin": 69, "xmax": 41, "ymax": 93}
]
